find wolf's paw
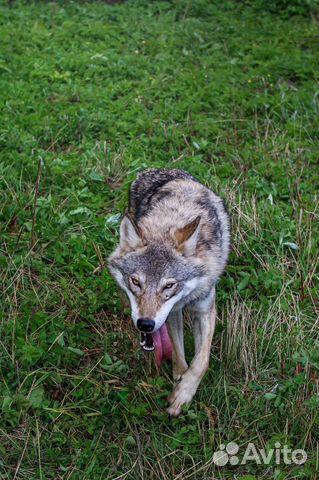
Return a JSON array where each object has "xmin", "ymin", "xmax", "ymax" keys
[{"xmin": 166, "ymin": 382, "xmax": 196, "ymax": 418}]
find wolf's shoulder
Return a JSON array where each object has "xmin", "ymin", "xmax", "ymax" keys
[{"xmin": 128, "ymin": 168, "xmax": 197, "ymax": 220}]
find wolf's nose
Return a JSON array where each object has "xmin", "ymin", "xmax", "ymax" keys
[{"xmin": 137, "ymin": 318, "xmax": 155, "ymax": 332}]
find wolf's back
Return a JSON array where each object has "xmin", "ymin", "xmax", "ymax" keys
[
  {"xmin": 127, "ymin": 168, "xmax": 230, "ymax": 271},
  {"xmin": 128, "ymin": 168, "xmax": 196, "ymax": 221}
]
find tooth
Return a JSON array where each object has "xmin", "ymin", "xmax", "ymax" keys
[{"xmin": 144, "ymin": 346, "xmax": 154, "ymax": 351}]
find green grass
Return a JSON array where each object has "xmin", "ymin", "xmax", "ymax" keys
[{"xmin": 0, "ymin": 0, "xmax": 318, "ymax": 478}]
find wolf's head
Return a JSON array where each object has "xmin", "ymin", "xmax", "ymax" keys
[{"xmin": 108, "ymin": 214, "xmax": 204, "ymax": 333}]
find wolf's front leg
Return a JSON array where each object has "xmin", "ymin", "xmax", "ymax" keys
[
  {"xmin": 167, "ymin": 310, "xmax": 188, "ymax": 381},
  {"xmin": 167, "ymin": 298, "xmax": 216, "ymax": 417}
]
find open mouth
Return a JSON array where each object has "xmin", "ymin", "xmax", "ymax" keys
[
  {"xmin": 140, "ymin": 332, "xmax": 155, "ymax": 351},
  {"xmin": 140, "ymin": 323, "xmax": 172, "ymax": 366}
]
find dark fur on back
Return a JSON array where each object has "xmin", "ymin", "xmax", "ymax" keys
[{"xmin": 128, "ymin": 168, "xmax": 196, "ymax": 221}]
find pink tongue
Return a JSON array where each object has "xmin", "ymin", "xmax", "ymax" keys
[{"xmin": 152, "ymin": 323, "xmax": 172, "ymax": 367}]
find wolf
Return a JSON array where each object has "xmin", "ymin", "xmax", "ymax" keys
[{"xmin": 108, "ymin": 168, "xmax": 230, "ymax": 417}]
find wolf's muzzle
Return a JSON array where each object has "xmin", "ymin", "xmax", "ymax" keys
[{"xmin": 137, "ymin": 318, "xmax": 155, "ymax": 332}]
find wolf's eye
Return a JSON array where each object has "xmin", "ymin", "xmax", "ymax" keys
[
  {"xmin": 164, "ymin": 282, "xmax": 175, "ymax": 290},
  {"xmin": 131, "ymin": 277, "xmax": 141, "ymax": 288}
]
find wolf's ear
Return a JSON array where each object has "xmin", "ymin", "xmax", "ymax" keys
[
  {"xmin": 119, "ymin": 214, "xmax": 143, "ymax": 252},
  {"xmin": 174, "ymin": 216, "xmax": 201, "ymax": 255}
]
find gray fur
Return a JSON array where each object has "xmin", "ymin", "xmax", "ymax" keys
[{"xmin": 128, "ymin": 168, "xmax": 196, "ymax": 221}]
